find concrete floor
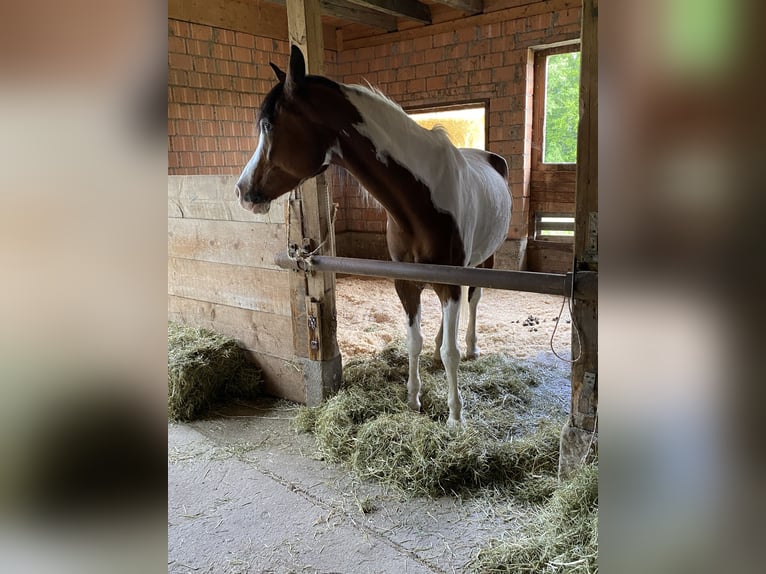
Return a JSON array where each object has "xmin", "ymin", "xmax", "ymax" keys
[
  {"xmin": 168, "ymin": 352, "xmax": 570, "ymax": 574},
  {"xmin": 168, "ymin": 402, "xmax": 529, "ymax": 574}
]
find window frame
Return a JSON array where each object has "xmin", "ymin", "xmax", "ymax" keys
[
  {"xmin": 405, "ymin": 100, "xmax": 489, "ymax": 151},
  {"xmin": 526, "ymin": 42, "xmax": 580, "ymax": 252},
  {"xmin": 534, "ymin": 212, "xmax": 576, "ymax": 242},
  {"xmin": 531, "ymin": 43, "xmax": 581, "ymax": 173}
]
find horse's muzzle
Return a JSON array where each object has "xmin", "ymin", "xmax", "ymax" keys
[{"xmin": 235, "ymin": 184, "xmax": 271, "ymax": 215}]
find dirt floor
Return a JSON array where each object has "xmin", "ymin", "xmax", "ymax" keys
[
  {"xmin": 335, "ymin": 276, "xmax": 573, "ymax": 360},
  {"xmin": 168, "ymin": 279, "xmax": 574, "ymax": 573}
]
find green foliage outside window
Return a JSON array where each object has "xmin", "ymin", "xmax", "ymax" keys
[{"xmin": 543, "ymin": 51, "xmax": 581, "ymax": 164}]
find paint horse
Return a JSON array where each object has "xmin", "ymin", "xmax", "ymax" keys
[{"xmin": 236, "ymin": 46, "xmax": 511, "ymax": 425}]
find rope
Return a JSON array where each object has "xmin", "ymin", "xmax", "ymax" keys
[
  {"xmin": 549, "ymin": 261, "xmax": 584, "ymax": 364},
  {"xmin": 284, "ymin": 185, "xmax": 337, "ymax": 274}
]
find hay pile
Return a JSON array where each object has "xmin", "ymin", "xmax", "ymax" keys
[
  {"xmin": 473, "ymin": 460, "xmax": 599, "ymax": 573},
  {"xmin": 168, "ymin": 322, "xmax": 262, "ymax": 421},
  {"xmin": 293, "ymin": 343, "xmax": 566, "ymax": 497}
]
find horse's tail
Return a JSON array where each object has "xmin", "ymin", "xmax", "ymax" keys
[{"xmin": 486, "ymin": 152, "xmax": 508, "ymax": 180}]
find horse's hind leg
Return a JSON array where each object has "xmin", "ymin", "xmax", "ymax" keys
[
  {"xmin": 466, "ymin": 256, "xmax": 493, "ymax": 360},
  {"xmin": 465, "ymin": 286, "xmax": 482, "ymax": 360},
  {"xmin": 434, "ymin": 283, "xmax": 463, "ymax": 425},
  {"xmin": 433, "ymin": 321, "xmax": 443, "ymax": 367},
  {"xmin": 394, "ymin": 279, "xmax": 424, "ymax": 412}
]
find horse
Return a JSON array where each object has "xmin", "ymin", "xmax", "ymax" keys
[{"xmin": 236, "ymin": 45, "xmax": 511, "ymax": 425}]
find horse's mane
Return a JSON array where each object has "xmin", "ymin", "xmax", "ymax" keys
[
  {"xmin": 340, "ymin": 81, "xmax": 454, "ymax": 148},
  {"xmin": 344, "ymin": 81, "xmax": 403, "ymax": 112}
]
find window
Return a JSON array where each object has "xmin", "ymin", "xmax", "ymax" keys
[
  {"xmin": 534, "ymin": 213, "xmax": 575, "ymax": 240},
  {"xmin": 527, "ymin": 43, "xmax": 580, "ymax": 269},
  {"xmin": 533, "ymin": 45, "xmax": 580, "ymax": 166},
  {"xmin": 408, "ymin": 104, "xmax": 486, "ymax": 149},
  {"xmin": 542, "ymin": 51, "xmax": 580, "ymax": 163}
]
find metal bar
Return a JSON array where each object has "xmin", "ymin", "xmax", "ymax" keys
[{"xmin": 275, "ymin": 253, "xmax": 597, "ymax": 301}]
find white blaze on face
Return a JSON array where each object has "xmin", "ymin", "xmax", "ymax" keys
[{"xmin": 236, "ymin": 130, "xmax": 266, "ymax": 195}]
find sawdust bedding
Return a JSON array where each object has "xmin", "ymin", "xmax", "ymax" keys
[{"xmin": 335, "ymin": 275, "xmax": 573, "ymax": 360}]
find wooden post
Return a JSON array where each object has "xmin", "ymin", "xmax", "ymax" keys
[
  {"xmin": 285, "ymin": 0, "xmax": 342, "ymax": 405},
  {"xmin": 559, "ymin": 0, "xmax": 598, "ymax": 478}
]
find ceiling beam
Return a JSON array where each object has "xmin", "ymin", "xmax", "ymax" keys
[
  {"xmin": 265, "ymin": 0, "xmax": 398, "ymax": 30},
  {"xmin": 323, "ymin": 0, "xmax": 399, "ymax": 30},
  {"xmin": 432, "ymin": 0, "xmax": 483, "ymax": 15},
  {"xmin": 343, "ymin": 0, "xmax": 431, "ymax": 25}
]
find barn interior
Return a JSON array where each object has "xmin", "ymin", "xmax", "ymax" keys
[{"xmin": 168, "ymin": 0, "xmax": 598, "ymax": 571}]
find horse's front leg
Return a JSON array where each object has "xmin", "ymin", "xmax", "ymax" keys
[
  {"xmin": 465, "ymin": 286, "xmax": 482, "ymax": 360},
  {"xmin": 394, "ymin": 280, "xmax": 424, "ymax": 412},
  {"xmin": 435, "ymin": 284, "xmax": 463, "ymax": 425}
]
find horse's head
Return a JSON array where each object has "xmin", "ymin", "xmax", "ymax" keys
[{"xmin": 236, "ymin": 45, "xmax": 337, "ymax": 214}]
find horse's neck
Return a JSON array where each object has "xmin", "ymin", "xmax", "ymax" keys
[{"xmin": 331, "ymin": 86, "xmax": 454, "ymax": 231}]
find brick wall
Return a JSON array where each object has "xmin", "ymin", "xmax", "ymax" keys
[
  {"xmin": 168, "ymin": 0, "xmax": 581, "ymax": 266},
  {"xmin": 333, "ymin": 1, "xmax": 582, "ymax": 257},
  {"xmin": 167, "ymin": 19, "xmax": 337, "ymax": 175}
]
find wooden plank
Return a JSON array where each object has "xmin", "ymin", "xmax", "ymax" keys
[
  {"xmin": 560, "ymin": 0, "xmax": 597, "ymax": 478},
  {"xmin": 287, "ymin": 0, "xmax": 341, "ymax": 363},
  {"xmin": 527, "ymin": 254, "xmax": 572, "ymax": 274},
  {"xmin": 168, "ymin": 0, "xmax": 338, "ymax": 51},
  {"xmin": 530, "ymin": 182, "xmax": 577, "ymax": 194},
  {"xmin": 168, "ymin": 218, "xmax": 286, "ymax": 270},
  {"xmin": 529, "ymin": 201, "xmax": 575, "ymax": 213},
  {"xmin": 167, "ymin": 197, "xmax": 287, "ymax": 224},
  {"xmin": 343, "ymin": 0, "xmax": 431, "ymax": 24},
  {"xmin": 529, "ymin": 191, "xmax": 577, "ymax": 204},
  {"xmin": 536, "ymin": 221, "xmax": 574, "ymax": 233},
  {"xmin": 286, "ymin": 0, "xmax": 343, "ymax": 404},
  {"xmin": 572, "ymin": 0, "xmax": 598, "ymax": 424},
  {"xmin": 244, "ymin": 349, "xmax": 306, "ymax": 403},
  {"xmin": 168, "ymin": 257, "xmax": 291, "ymax": 316},
  {"xmin": 526, "ymin": 243, "xmax": 573, "ymax": 274},
  {"xmin": 265, "ymin": 0, "xmax": 398, "ymax": 30},
  {"xmin": 531, "ymin": 170, "xmax": 578, "ymax": 183},
  {"xmin": 323, "ymin": 0, "xmax": 398, "ymax": 30},
  {"xmin": 168, "ymin": 175, "xmax": 287, "ymax": 224},
  {"xmin": 344, "ymin": 0, "xmax": 581, "ymax": 48},
  {"xmin": 433, "ymin": 0, "xmax": 483, "ymax": 15},
  {"xmin": 169, "ymin": 295, "xmax": 294, "ymax": 359}
]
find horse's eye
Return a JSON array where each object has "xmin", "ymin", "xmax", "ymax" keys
[{"xmin": 261, "ymin": 120, "xmax": 272, "ymax": 134}]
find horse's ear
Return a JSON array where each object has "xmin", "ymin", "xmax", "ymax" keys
[
  {"xmin": 285, "ymin": 44, "xmax": 306, "ymax": 95},
  {"xmin": 269, "ymin": 62, "xmax": 286, "ymax": 83}
]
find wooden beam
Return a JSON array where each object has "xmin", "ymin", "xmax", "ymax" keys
[
  {"xmin": 344, "ymin": 0, "xmax": 580, "ymax": 49},
  {"xmin": 323, "ymin": 0, "xmax": 398, "ymax": 30},
  {"xmin": 432, "ymin": 0, "xmax": 483, "ymax": 16},
  {"xmin": 168, "ymin": 0, "xmax": 338, "ymax": 51},
  {"xmin": 264, "ymin": 0, "xmax": 397, "ymax": 30},
  {"xmin": 343, "ymin": 0, "xmax": 431, "ymax": 24},
  {"xmin": 559, "ymin": 0, "xmax": 598, "ymax": 479},
  {"xmin": 285, "ymin": 0, "xmax": 342, "ymax": 405}
]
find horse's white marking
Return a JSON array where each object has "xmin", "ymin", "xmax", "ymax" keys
[
  {"xmin": 440, "ymin": 298, "xmax": 463, "ymax": 424},
  {"xmin": 465, "ymin": 287, "xmax": 482, "ymax": 359},
  {"xmin": 341, "ymin": 84, "xmax": 511, "ymax": 267},
  {"xmin": 405, "ymin": 307, "xmax": 423, "ymax": 412},
  {"xmin": 237, "ymin": 131, "xmax": 266, "ymax": 191},
  {"xmin": 325, "ymin": 139, "xmax": 342, "ymax": 164}
]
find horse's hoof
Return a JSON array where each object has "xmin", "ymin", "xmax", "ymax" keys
[
  {"xmin": 447, "ymin": 416, "xmax": 464, "ymax": 428},
  {"xmin": 464, "ymin": 349, "xmax": 481, "ymax": 360},
  {"xmin": 408, "ymin": 398, "xmax": 421, "ymax": 412}
]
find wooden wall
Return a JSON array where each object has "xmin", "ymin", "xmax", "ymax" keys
[{"xmin": 167, "ymin": 175, "xmax": 305, "ymax": 402}]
